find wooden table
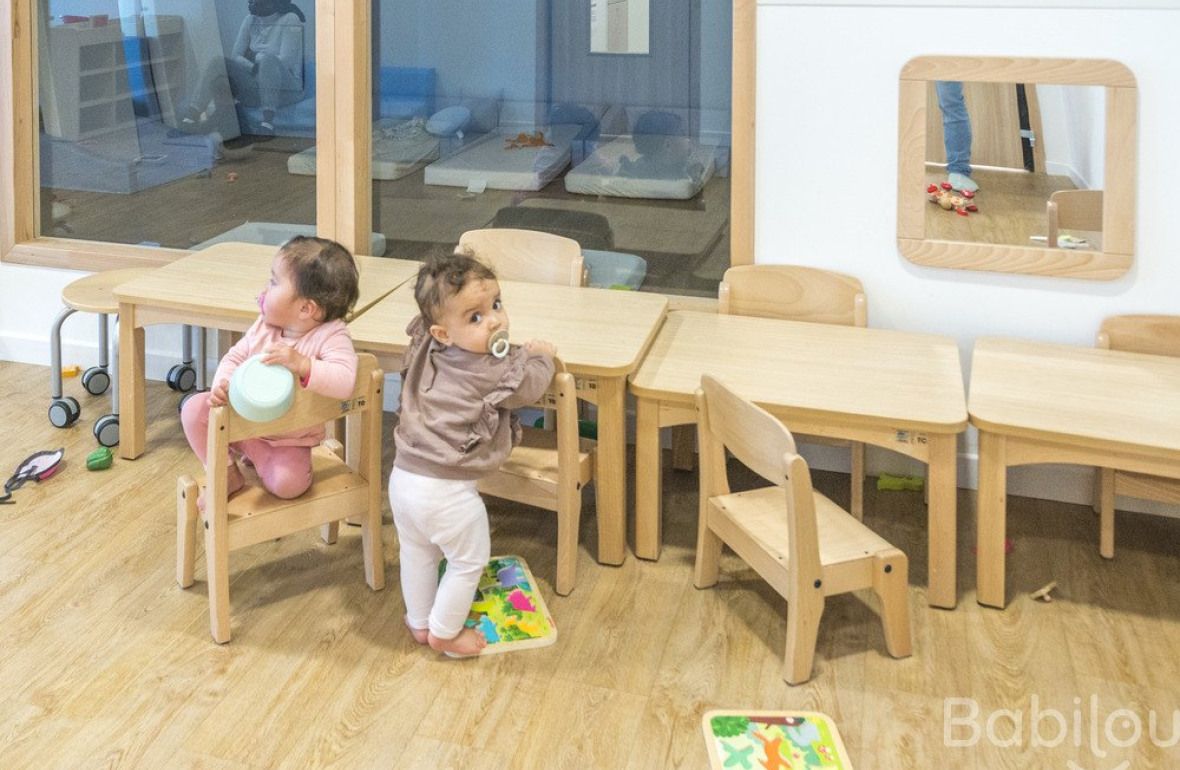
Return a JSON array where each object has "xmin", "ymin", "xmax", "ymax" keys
[
  {"xmin": 114, "ymin": 243, "xmax": 420, "ymax": 460},
  {"xmin": 349, "ymin": 280, "xmax": 668, "ymax": 566},
  {"xmin": 629, "ymin": 311, "xmax": 968, "ymax": 608},
  {"xmin": 970, "ymin": 337, "xmax": 1180, "ymax": 608}
]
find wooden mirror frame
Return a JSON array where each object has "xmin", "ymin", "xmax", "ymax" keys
[{"xmin": 897, "ymin": 56, "xmax": 1137, "ymax": 280}]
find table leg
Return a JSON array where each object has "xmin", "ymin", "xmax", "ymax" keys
[
  {"xmin": 926, "ymin": 432, "xmax": 958, "ymax": 609},
  {"xmin": 118, "ymin": 303, "xmax": 145, "ymax": 460},
  {"xmin": 634, "ymin": 396, "xmax": 663, "ymax": 560},
  {"xmin": 595, "ymin": 376, "xmax": 627, "ymax": 565},
  {"xmin": 977, "ymin": 431, "xmax": 1008, "ymax": 608}
]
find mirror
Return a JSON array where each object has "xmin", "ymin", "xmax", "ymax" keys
[
  {"xmin": 897, "ymin": 57, "xmax": 1137, "ymax": 280},
  {"xmin": 590, "ymin": 0, "xmax": 650, "ymax": 55}
]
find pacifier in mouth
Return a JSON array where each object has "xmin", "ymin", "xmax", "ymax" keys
[
  {"xmin": 488, "ymin": 329, "xmax": 510, "ymax": 359},
  {"xmin": 257, "ymin": 290, "xmax": 266, "ymax": 313}
]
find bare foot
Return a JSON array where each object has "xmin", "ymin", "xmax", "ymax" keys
[
  {"xmin": 428, "ymin": 627, "xmax": 487, "ymax": 657},
  {"xmin": 405, "ymin": 616, "xmax": 429, "ymax": 645},
  {"xmin": 197, "ymin": 463, "xmax": 246, "ymax": 512}
]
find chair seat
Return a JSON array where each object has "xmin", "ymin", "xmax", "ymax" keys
[
  {"xmin": 478, "ymin": 427, "xmax": 594, "ymax": 508},
  {"xmin": 710, "ymin": 485, "xmax": 893, "ymax": 568},
  {"xmin": 199, "ymin": 446, "xmax": 368, "ymax": 550},
  {"xmin": 62, "ymin": 268, "xmax": 155, "ymax": 314}
]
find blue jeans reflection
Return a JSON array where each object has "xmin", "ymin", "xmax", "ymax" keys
[{"xmin": 935, "ymin": 80, "xmax": 972, "ymax": 176}]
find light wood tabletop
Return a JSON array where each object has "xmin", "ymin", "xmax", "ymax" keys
[
  {"xmin": 114, "ymin": 243, "xmax": 420, "ymax": 460},
  {"xmin": 629, "ymin": 310, "xmax": 968, "ymax": 608},
  {"xmin": 113, "ymin": 243, "xmax": 421, "ymax": 321},
  {"xmin": 349, "ymin": 280, "xmax": 669, "ymax": 376},
  {"xmin": 351, "ymin": 280, "xmax": 669, "ymax": 566},
  {"xmin": 970, "ymin": 336, "xmax": 1180, "ymax": 608}
]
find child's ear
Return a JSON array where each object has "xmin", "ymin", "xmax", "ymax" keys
[
  {"xmin": 428, "ymin": 324, "xmax": 451, "ymax": 346},
  {"xmin": 301, "ymin": 298, "xmax": 325, "ymax": 322}
]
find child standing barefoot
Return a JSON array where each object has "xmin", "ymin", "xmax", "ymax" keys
[
  {"xmin": 391, "ymin": 253, "xmax": 556, "ymax": 657},
  {"xmin": 181, "ymin": 236, "xmax": 359, "ymax": 505}
]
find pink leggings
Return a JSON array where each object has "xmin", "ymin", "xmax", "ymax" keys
[{"xmin": 180, "ymin": 391, "xmax": 313, "ymax": 499}]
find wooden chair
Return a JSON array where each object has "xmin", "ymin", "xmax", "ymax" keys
[
  {"xmin": 478, "ymin": 362, "xmax": 595, "ymax": 595},
  {"xmin": 1093, "ymin": 315, "xmax": 1180, "ymax": 558},
  {"xmin": 457, "ymin": 228, "xmax": 587, "ymax": 287},
  {"xmin": 693, "ymin": 374, "xmax": 911, "ymax": 685},
  {"xmin": 713, "ymin": 264, "xmax": 869, "ymax": 518},
  {"xmin": 176, "ymin": 354, "xmax": 385, "ymax": 643},
  {"xmin": 1047, "ymin": 189, "xmax": 1103, "ymax": 248}
]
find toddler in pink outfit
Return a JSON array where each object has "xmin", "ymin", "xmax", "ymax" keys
[{"xmin": 181, "ymin": 236, "xmax": 360, "ymax": 503}]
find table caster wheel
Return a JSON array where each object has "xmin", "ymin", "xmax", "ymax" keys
[
  {"xmin": 82, "ymin": 366, "xmax": 110, "ymax": 396},
  {"xmin": 48, "ymin": 396, "xmax": 80, "ymax": 428},
  {"xmin": 167, "ymin": 364, "xmax": 197, "ymax": 393},
  {"xmin": 93, "ymin": 414, "xmax": 120, "ymax": 447}
]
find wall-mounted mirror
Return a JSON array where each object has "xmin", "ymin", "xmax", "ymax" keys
[
  {"xmin": 897, "ymin": 57, "xmax": 1137, "ymax": 280},
  {"xmin": 591, "ymin": 0, "xmax": 650, "ymax": 55}
]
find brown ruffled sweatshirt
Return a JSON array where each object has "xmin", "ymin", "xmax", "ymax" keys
[{"xmin": 393, "ymin": 315, "xmax": 556, "ymax": 481}]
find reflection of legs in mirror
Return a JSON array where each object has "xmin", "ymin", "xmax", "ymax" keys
[{"xmin": 935, "ymin": 81, "xmax": 979, "ymax": 193}]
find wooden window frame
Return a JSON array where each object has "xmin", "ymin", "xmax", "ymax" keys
[{"xmin": 2, "ymin": 0, "xmax": 752, "ymax": 273}]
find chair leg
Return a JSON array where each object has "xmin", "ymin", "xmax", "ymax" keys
[
  {"xmin": 783, "ymin": 586, "xmax": 825, "ymax": 685},
  {"xmin": 176, "ymin": 476, "xmax": 199, "ymax": 588},
  {"xmin": 872, "ymin": 549, "xmax": 912, "ymax": 659},
  {"xmin": 321, "ymin": 438, "xmax": 348, "ymax": 537},
  {"xmin": 1098, "ymin": 468, "xmax": 1116, "ymax": 559},
  {"xmin": 362, "ymin": 496, "xmax": 385, "ymax": 591},
  {"xmin": 671, "ymin": 424, "xmax": 696, "ymax": 472},
  {"xmin": 693, "ymin": 504, "xmax": 723, "ymax": 589},
  {"xmin": 555, "ymin": 488, "xmax": 582, "ymax": 596},
  {"xmin": 850, "ymin": 441, "xmax": 865, "ymax": 520},
  {"xmin": 204, "ymin": 510, "xmax": 232, "ymax": 644}
]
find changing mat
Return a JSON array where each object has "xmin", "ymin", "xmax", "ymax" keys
[
  {"xmin": 565, "ymin": 134, "xmax": 717, "ymax": 200},
  {"xmin": 424, "ymin": 124, "xmax": 582, "ymax": 191},
  {"xmin": 287, "ymin": 118, "xmax": 440, "ymax": 180}
]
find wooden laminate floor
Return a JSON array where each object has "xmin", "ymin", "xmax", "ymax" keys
[
  {"xmin": 2, "ymin": 360, "xmax": 1179, "ymax": 768},
  {"xmin": 924, "ymin": 165, "xmax": 1089, "ymax": 249}
]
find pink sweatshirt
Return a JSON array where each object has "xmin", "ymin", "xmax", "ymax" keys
[{"xmin": 213, "ymin": 315, "xmax": 358, "ymax": 446}]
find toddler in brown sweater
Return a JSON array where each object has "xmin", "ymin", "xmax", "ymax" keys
[{"xmin": 391, "ymin": 253, "xmax": 556, "ymax": 656}]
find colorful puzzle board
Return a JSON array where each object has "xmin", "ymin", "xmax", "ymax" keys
[
  {"xmin": 702, "ymin": 710, "xmax": 852, "ymax": 770},
  {"xmin": 456, "ymin": 555, "xmax": 557, "ymax": 655}
]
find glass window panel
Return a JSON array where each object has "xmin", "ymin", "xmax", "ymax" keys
[
  {"xmin": 38, "ymin": 0, "xmax": 316, "ymax": 251},
  {"xmin": 370, "ymin": 0, "xmax": 732, "ymax": 296}
]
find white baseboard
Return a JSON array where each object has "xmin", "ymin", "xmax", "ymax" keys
[
  {"xmin": 1044, "ymin": 160, "xmax": 1091, "ymax": 191},
  {"xmin": 0, "ymin": 328, "xmax": 209, "ymax": 383}
]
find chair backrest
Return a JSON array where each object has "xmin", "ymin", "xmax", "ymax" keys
[
  {"xmin": 458, "ymin": 228, "xmax": 587, "ymax": 287},
  {"xmin": 719, "ymin": 265, "xmax": 867, "ymax": 327},
  {"xmin": 218, "ymin": 353, "xmax": 381, "ymax": 444},
  {"xmin": 695, "ymin": 374, "xmax": 821, "ymax": 583},
  {"xmin": 1097, "ymin": 315, "xmax": 1180, "ymax": 358},
  {"xmin": 1047, "ymin": 189, "xmax": 1103, "ymax": 247}
]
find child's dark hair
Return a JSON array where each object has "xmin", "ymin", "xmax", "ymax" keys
[
  {"xmin": 277, "ymin": 235, "xmax": 359, "ymax": 322},
  {"xmin": 414, "ymin": 250, "xmax": 497, "ymax": 324}
]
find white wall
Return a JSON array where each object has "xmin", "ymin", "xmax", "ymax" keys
[
  {"xmin": 1039, "ymin": 84, "xmax": 1105, "ymax": 188},
  {"xmin": 758, "ymin": 0, "xmax": 1179, "ymax": 512}
]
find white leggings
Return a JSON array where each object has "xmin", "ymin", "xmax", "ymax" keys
[{"xmin": 388, "ymin": 466, "xmax": 490, "ymax": 640}]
